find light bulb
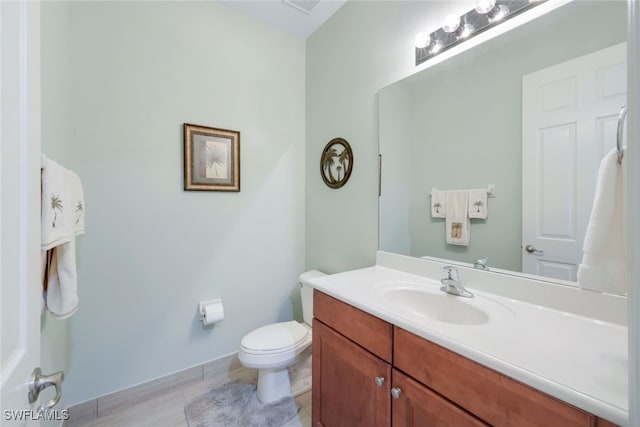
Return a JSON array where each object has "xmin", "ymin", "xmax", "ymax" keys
[
  {"xmin": 442, "ymin": 14, "xmax": 461, "ymax": 33},
  {"xmin": 415, "ymin": 32, "xmax": 431, "ymax": 49},
  {"xmin": 488, "ymin": 4, "xmax": 509, "ymax": 21},
  {"xmin": 475, "ymin": 0, "xmax": 496, "ymax": 14}
]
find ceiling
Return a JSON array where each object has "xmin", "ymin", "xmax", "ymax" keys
[{"xmin": 220, "ymin": 0, "xmax": 347, "ymax": 38}]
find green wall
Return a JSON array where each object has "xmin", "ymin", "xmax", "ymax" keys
[
  {"xmin": 306, "ymin": 0, "xmax": 463, "ymax": 273},
  {"xmin": 42, "ymin": 1, "xmax": 305, "ymax": 405}
]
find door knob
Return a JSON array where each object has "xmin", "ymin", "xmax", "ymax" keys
[
  {"xmin": 525, "ymin": 244, "xmax": 544, "ymax": 256},
  {"xmin": 28, "ymin": 367, "xmax": 64, "ymax": 412},
  {"xmin": 391, "ymin": 387, "xmax": 402, "ymax": 399},
  {"xmin": 374, "ymin": 376, "xmax": 385, "ymax": 387}
]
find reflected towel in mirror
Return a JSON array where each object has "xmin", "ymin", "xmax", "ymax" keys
[
  {"xmin": 431, "ymin": 190, "xmax": 446, "ymax": 218},
  {"xmin": 445, "ymin": 191, "xmax": 470, "ymax": 246},
  {"xmin": 468, "ymin": 189, "xmax": 488, "ymax": 219},
  {"xmin": 577, "ymin": 149, "xmax": 626, "ymax": 294}
]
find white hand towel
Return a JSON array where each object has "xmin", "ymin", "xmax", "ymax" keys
[
  {"xmin": 445, "ymin": 191, "xmax": 470, "ymax": 246},
  {"xmin": 41, "ymin": 159, "xmax": 73, "ymax": 250},
  {"xmin": 45, "ymin": 239, "xmax": 80, "ymax": 318},
  {"xmin": 41, "ymin": 157, "xmax": 85, "ymax": 318},
  {"xmin": 577, "ymin": 149, "xmax": 626, "ymax": 294},
  {"xmin": 69, "ymin": 170, "xmax": 85, "ymax": 236},
  {"xmin": 468, "ymin": 189, "xmax": 488, "ymax": 219},
  {"xmin": 431, "ymin": 190, "xmax": 446, "ymax": 218}
]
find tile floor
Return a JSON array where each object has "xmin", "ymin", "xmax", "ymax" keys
[{"xmin": 74, "ymin": 367, "xmax": 312, "ymax": 427}]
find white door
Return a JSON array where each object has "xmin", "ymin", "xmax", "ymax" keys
[
  {"xmin": 1, "ymin": 1, "xmax": 43, "ymax": 425},
  {"xmin": 522, "ymin": 43, "xmax": 627, "ymax": 282}
]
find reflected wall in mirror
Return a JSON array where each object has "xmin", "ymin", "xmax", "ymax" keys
[{"xmin": 378, "ymin": 0, "xmax": 626, "ymax": 287}]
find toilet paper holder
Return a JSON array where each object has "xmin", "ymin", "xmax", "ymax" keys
[{"xmin": 199, "ymin": 298, "xmax": 223, "ymax": 323}]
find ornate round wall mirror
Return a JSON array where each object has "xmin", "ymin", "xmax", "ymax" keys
[{"xmin": 320, "ymin": 138, "xmax": 353, "ymax": 189}]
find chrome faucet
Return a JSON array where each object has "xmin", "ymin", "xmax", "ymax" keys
[
  {"xmin": 440, "ymin": 266, "xmax": 474, "ymax": 298},
  {"xmin": 473, "ymin": 257, "xmax": 489, "ymax": 271}
]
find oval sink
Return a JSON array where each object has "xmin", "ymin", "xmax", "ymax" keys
[
  {"xmin": 373, "ymin": 282, "xmax": 511, "ymax": 326},
  {"xmin": 384, "ymin": 288, "xmax": 488, "ymax": 325}
]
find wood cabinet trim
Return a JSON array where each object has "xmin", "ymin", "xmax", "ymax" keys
[
  {"xmin": 392, "ymin": 369, "xmax": 489, "ymax": 427},
  {"xmin": 394, "ymin": 326, "xmax": 596, "ymax": 427},
  {"xmin": 313, "ymin": 290, "xmax": 393, "ymax": 362}
]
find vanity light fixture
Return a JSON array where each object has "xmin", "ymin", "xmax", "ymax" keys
[
  {"xmin": 475, "ymin": 0, "xmax": 496, "ymax": 14},
  {"xmin": 476, "ymin": 0, "xmax": 509, "ymax": 21},
  {"xmin": 442, "ymin": 14, "xmax": 474, "ymax": 39},
  {"xmin": 415, "ymin": 0, "xmax": 548, "ymax": 66},
  {"xmin": 415, "ymin": 32, "xmax": 431, "ymax": 49},
  {"xmin": 415, "ymin": 32, "xmax": 442, "ymax": 54},
  {"xmin": 442, "ymin": 14, "xmax": 461, "ymax": 33}
]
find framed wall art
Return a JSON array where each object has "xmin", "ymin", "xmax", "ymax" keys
[
  {"xmin": 320, "ymin": 137, "xmax": 353, "ymax": 189},
  {"xmin": 183, "ymin": 123, "xmax": 240, "ymax": 192}
]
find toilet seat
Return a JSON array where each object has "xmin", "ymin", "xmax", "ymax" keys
[{"xmin": 240, "ymin": 321, "xmax": 310, "ymax": 355}]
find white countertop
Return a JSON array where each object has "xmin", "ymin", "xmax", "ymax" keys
[{"xmin": 308, "ymin": 260, "xmax": 628, "ymax": 425}]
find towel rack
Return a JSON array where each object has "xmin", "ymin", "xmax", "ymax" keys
[
  {"xmin": 430, "ymin": 185, "xmax": 496, "ymax": 197},
  {"xmin": 616, "ymin": 105, "xmax": 626, "ymax": 164}
]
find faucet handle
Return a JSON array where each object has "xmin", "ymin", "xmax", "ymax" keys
[
  {"xmin": 473, "ymin": 257, "xmax": 489, "ymax": 270},
  {"xmin": 442, "ymin": 265, "xmax": 458, "ymax": 279}
]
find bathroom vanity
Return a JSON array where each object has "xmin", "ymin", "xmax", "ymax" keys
[{"xmin": 310, "ymin": 252, "xmax": 627, "ymax": 426}]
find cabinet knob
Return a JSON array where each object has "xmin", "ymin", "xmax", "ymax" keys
[
  {"xmin": 374, "ymin": 376, "xmax": 385, "ymax": 387},
  {"xmin": 391, "ymin": 387, "xmax": 402, "ymax": 399}
]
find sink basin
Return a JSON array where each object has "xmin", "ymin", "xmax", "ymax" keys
[{"xmin": 374, "ymin": 282, "xmax": 505, "ymax": 326}]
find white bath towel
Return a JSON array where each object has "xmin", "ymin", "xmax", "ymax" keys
[
  {"xmin": 445, "ymin": 191, "xmax": 470, "ymax": 246},
  {"xmin": 468, "ymin": 189, "xmax": 488, "ymax": 219},
  {"xmin": 577, "ymin": 149, "xmax": 626, "ymax": 294},
  {"xmin": 41, "ymin": 157, "xmax": 85, "ymax": 318},
  {"xmin": 44, "ymin": 239, "xmax": 80, "ymax": 318},
  {"xmin": 431, "ymin": 190, "xmax": 446, "ymax": 218}
]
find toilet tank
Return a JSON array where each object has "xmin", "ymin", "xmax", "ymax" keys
[{"xmin": 298, "ymin": 270, "xmax": 326, "ymax": 326}]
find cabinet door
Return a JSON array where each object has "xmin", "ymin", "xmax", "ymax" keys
[
  {"xmin": 394, "ymin": 327, "xmax": 595, "ymax": 426},
  {"xmin": 313, "ymin": 319, "xmax": 391, "ymax": 427},
  {"xmin": 392, "ymin": 370, "xmax": 488, "ymax": 427}
]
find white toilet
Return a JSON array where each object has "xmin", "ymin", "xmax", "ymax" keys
[{"xmin": 238, "ymin": 270, "xmax": 325, "ymax": 404}]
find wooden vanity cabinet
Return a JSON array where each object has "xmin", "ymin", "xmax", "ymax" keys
[
  {"xmin": 313, "ymin": 291, "xmax": 477, "ymax": 427},
  {"xmin": 394, "ymin": 327, "xmax": 595, "ymax": 427},
  {"xmin": 312, "ymin": 291, "xmax": 393, "ymax": 426},
  {"xmin": 312, "ymin": 320, "xmax": 391, "ymax": 426},
  {"xmin": 312, "ymin": 290, "xmax": 618, "ymax": 427},
  {"xmin": 392, "ymin": 369, "xmax": 488, "ymax": 427}
]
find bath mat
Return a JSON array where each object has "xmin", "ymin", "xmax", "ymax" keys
[{"xmin": 184, "ymin": 381, "xmax": 299, "ymax": 427}]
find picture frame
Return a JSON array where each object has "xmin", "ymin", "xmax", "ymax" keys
[
  {"xmin": 320, "ymin": 137, "xmax": 353, "ymax": 189},
  {"xmin": 183, "ymin": 123, "xmax": 240, "ymax": 192}
]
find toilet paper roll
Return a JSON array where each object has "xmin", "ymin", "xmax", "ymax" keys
[{"xmin": 201, "ymin": 300, "xmax": 224, "ymax": 325}]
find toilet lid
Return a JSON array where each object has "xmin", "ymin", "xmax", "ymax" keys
[{"xmin": 241, "ymin": 321, "xmax": 309, "ymax": 353}]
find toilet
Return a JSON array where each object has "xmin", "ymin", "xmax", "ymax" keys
[{"xmin": 238, "ymin": 270, "xmax": 325, "ymax": 404}]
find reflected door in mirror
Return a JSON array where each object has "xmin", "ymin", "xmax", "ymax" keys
[{"xmin": 522, "ymin": 43, "xmax": 627, "ymax": 281}]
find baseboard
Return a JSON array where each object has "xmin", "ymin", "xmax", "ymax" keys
[{"xmin": 64, "ymin": 352, "xmax": 241, "ymax": 427}]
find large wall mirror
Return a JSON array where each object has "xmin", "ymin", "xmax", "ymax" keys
[{"xmin": 378, "ymin": 0, "xmax": 627, "ymax": 290}]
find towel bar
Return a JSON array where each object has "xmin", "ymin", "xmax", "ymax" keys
[
  {"xmin": 616, "ymin": 105, "xmax": 626, "ymax": 164},
  {"xmin": 430, "ymin": 185, "xmax": 495, "ymax": 197}
]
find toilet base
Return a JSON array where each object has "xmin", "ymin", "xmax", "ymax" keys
[{"xmin": 257, "ymin": 368, "xmax": 292, "ymax": 404}]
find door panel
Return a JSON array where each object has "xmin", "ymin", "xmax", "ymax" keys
[
  {"xmin": 391, "ymin": 370, "xmax": 487, "ymax": 427},
  {"xmin": 1, "ymin": 1, "xmax": 42, "ymax": 424},
  {"xmin": 522, "ymin": 43, "xmax": 627, "ymax": 281}
]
